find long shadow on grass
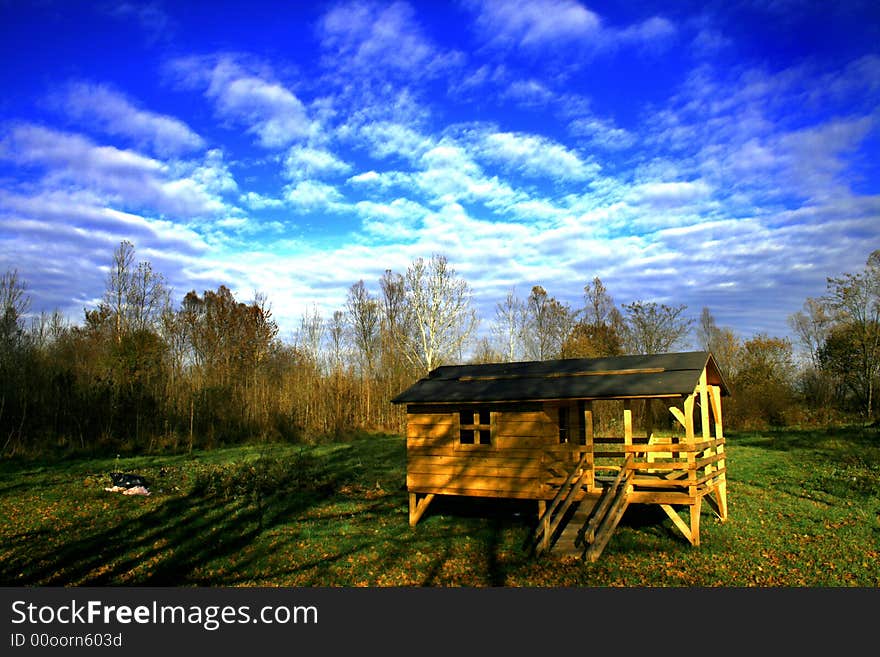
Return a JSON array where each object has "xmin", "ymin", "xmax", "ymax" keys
[
  {"xmin": 1, "ymin": 437, "xmax": 407, "ymax": 586},
  {"xmin": 0, "ymin": 482, "xmax": 334, "ymax": 586},
  {"xmin": 0, "ymin": 435, "xmax": 588, "ymax": 586},
  {"xmin": 415, "ymin": 496, "xmax": 534, "ymax": 586}
]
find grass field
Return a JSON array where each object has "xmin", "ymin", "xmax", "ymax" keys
[{"xmin": 1, "ymin": 426, "xmax": 878, "ymax": 587}]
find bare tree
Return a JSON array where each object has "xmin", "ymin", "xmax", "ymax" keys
[
  {"xmin": 104, "ymin": 240, "xmax": 135, "ymax": 343},
  {"xmin": 129, "ymin": 260, "xmax": 170, "ymax": 334},
  {"xmin": 491, "ymin": 289, "xmax": 525, "ymax": 362},
  {"xmin": 470, "ymin": 336, "xmax": 503, "ymax": 364},
  {"xmin": 401, "ymin": 254, "xmax": 478, "ymax": 373},
  {"xmin": 820, "ymin": 250, "xmax": 880, "ymax": 418},
  {"xmin": 295, "ymin": 304, "xmax": 324, "ymax": 367},
  {"xmin": 584, "ymin": 277, "xmax": 619, "ymax": 327},
  {"xmin": 622, "ymin": 301, "xmax": 693, "ymax": 355},
  {"xmin": 696, "ymin": 307, "xmax": 717, "ymax": 352},
  {"xmin": 695, "ymin": 307, "xmax": 739, "ymax": 379},
  {"xmin": 789, "ymin": 298, "xmax": 832, "ymax": 370},
  {"xmin": 346, "ymin": 280, "xmax": 380, "ymax": 375},
  {"xmin": 0, "ymin": 269, "xmax": 31, "ymax": 352},
  {"xmin": 563, "ymin": 277, "xmax": 624, "ymax": 358},
  {"xmin": 379, "ymin": 269, "xmax": 406, "ymax": 365},
  {"xmin": 523, "ymin": 285, "xmax": 572, "ymax": 360},
  {"xmin": 327, "ymin": 309, "xmax": 346, "ymax": 372},
  {"xmin": 103, "ymin": 240, "xmax": 169, "ymax": 341}
]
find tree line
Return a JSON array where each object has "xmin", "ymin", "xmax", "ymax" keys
[{"xmin": 1, "ymin": 243, "xmax": 877, "ymax": 456}]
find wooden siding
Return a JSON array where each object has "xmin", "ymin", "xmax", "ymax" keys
[{"xmin": 406, "ymin": 405, "xmax": 574, "ymax": 499}]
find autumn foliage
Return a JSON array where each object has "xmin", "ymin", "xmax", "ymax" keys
[{"xmin": 1, "ymin": 245, "xmax": 878, "ymax": 456}]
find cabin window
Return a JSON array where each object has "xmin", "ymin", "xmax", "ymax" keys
[
  {"xmin": 558, "ymin": 407, "xmax": 570, "ymax": 443},
  {"xmin": 459, "ymin": 409, "xmax": 492, "ymax": 446}
]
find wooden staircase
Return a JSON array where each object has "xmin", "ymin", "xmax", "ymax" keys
[
  {"xmin": 534, "ymin": 456, "xmax": 634, "ymax": 562},
  {"xmin": 576, "ymin": 464, "xmax": 633, "ymax": 562},
  {"xmin": 531, "ymin": 452, "xmax": 591, "ymax": 557}
]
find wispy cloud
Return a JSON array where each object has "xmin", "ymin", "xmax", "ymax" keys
[
  {"xmin": 468, "ymin": 0, "xmax": 675, "ymax": 56},
  {"xmin": 172, "ymin": 55, "xmax": 314, "ymax": 149},
  {"xmin": 345, "ymin": 120, "xmax": 434, "ymax": 162},
  {"xmin": 0, "ymin": 186, "xmax": 210, "ymax": 317},
  {"xmin": 568, "ymin": 115, "xmax": 635, "ymax": 150},
  {"xmin": 57, "ymin": 82, "xmax": 205, "ymax": 156},
  {"xmin": 284, "ymin": 180, "xmax": 345, "ymax": 209},
  {"xmin": 107, "ymin": 1, "xmax": 174, "ymax": 44},
  {"xmin": 241, "ymin": 191, "xmax": 286, "ymax": 210},
  {"xmin": 284, "ymin": 146, "xmax": 352, "ymax": 181},
  {"xmin": 469, "ymin": 0, "xmax": 600, "ymax": 49},
  {"xmin": 0, "ymin": 123, "xmax": 227, "ymax": 218},
  {"xmin": 472, "ymin": 130, "xmax": 599, "ymax": 181},
  {"xmin": 354, "ymin": 197, "xmax": 430, "ymax": 240},
  {"xmin": 630, "ymin": 180, "xmax": 713, "ymax": 208},
  {"xmin": 317, "ymin": 0, "xmax": 450, "ymax": 78},
  {"xmin": 2, "ymin": 2, "xmax": 878, "ymax": 346}
]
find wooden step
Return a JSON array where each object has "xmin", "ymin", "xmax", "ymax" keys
[
  {"xmin": 548, "ymin": 497, "xmax": 600, "ymax": 557},
  {"xmin": 584, "ymin": 477, "xmax": 631, "ymax": 562},
  {"xmin": 550, "ymin": 466, "xmax": 633, "ymax": 561}
]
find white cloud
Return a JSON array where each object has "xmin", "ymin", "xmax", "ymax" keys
[
  {"xmin": 413, "ymin": 141, "xmax": 522, "ymax": 210},
  {"xmin": 0, "ymin": 123, "xmax": 228, "ymax": 218},
  {"xmin": 350, "ymin": 121, "xmax": 434, "ymax": 162},
  {"xmin": 347, "ymin": 170, "xmax": 382, "ymax": 185},
  {"xmin": 241, "ymin": 191, "xmax": 285, "ymax": 210},
  {"xmin": 216, "ymin": 217, "xmax": 250, "ymax": 229},
  {"xmin": 616, "ymin": 16, "xmax": 676, "ymax": 46},
  {"xmin": 346, "ymin": 169, "xmax": 412, "ymax": 190},
  {"xmin": 775, "ymin": 116, "xmax": 875, "ymax": 200},
  {"xmin": 502, "ymin": 79, "xmax": 556, "ymax": 107},
  {"xmin": 59, "ymin": 82, "xmax": 205, "ymax": 156},
  {"xmin": 469, "ymin": 0, "xmax": 675, "ymax": 55},
  {"xmin": 355, "ymin": 197, "xmax": 430, "ymax": 240},
  {"xmin": 284, "ymin": 146, "xmax": 351, "ymax": 181},
  {"xmin": 174, "ymin": 56, "xmax": 313, "ymax": 149},
  {"xmin": 477, "ymin": 131, "xmax": 598, "ymax": 180},
  {"xmin": 471, "ymin": 0, "xmax": 601, "ymax": 49},
  {"xmin": 0, "ymin": 189, "xmax": 208, "ymax": 251},
  {"xmin": 630, "ymin": 180, "xmax": 713, "ymax": 207},
  {"xmin": 189, "ymin": 149, "xmax": 239, "ymax": 196},
  {"xmin": 568, "ymin": 116, "xmax": 635, "ymax": 150},
  {"xmin": 317, "ymin": 1, "xmax": 441, "ymax": 76},
  {"xmin": 284, "ymin": 180, "xmax": 344, "ymax": 208},
  {"xmin": 0, "ymin": 187, "xmax": 210, "ymax": 318}
]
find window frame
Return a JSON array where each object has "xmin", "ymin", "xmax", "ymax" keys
[
  {"xmin": 558, "ymin": 406, "xmax": 570, "ymax": 444},
  {"xmin": 456, "ymin": 407, "xmax": 494, "ymax": 449}
]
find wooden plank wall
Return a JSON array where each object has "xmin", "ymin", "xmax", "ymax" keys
[{"xmin": 406, "ymin": 405, "xmax": 561, "ymax": 500}]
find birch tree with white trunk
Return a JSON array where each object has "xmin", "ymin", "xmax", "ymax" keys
[{"xmin": 401, "ymin": 254, "xmax": 478, "ymax": 374}]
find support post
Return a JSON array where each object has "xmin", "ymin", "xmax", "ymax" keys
[
  {"xmin": 709, "ymin": 385, "xmax": 728, "ymax": 521},
  {"xmin": 583, "ymin": 401, "xmax": 594, "ymax": 491},
  {"xmin": 538, "ymin": 500, "xmax": 549, "ymax": 554},
  {"xmin": 699, "ymin": 369, "xmax": 711, "ymax": 442},
  {"xmin": 409, "ymin": 492, "xmax": 435, "ymax": 527},
  {"xmin": 690, "ymin": 496, "xmax": 702, "ymax": 546},
  {"xmin": 660, "ymin": 499, "xmax": 701, "ymax": 547}
]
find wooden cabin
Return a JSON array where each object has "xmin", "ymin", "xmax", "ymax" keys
[{"xmin": 391, "ymin": 351, "xmax": 729, "ymax": 561}]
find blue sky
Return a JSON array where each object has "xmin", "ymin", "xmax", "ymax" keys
[{"xmin": 1, "ymin": 0, "xmax": 879, "ymax": 350}]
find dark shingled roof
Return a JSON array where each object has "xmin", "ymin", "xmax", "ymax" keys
[{"xmin": 391, "ymin": 351, "xmax": 729, "ymax": 405}]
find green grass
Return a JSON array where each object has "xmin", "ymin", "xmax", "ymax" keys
[{"xmin": 1, "ymin": 427, "xmax": 878, "ymax": 587}]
